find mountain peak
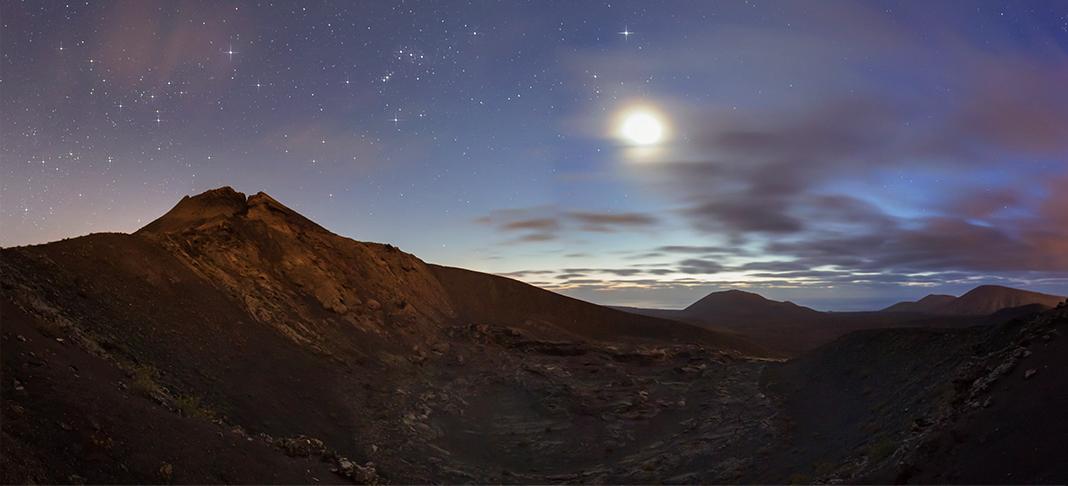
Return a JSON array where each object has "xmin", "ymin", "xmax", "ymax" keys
[
  {"xmin": 136, "ymin": 186, "xmax": 324, "ymax": 236},
  {"xmin": 948, "ymin": 284, "xmax": 1064, "ymax": 315},
  {"xmin": 247, "ymin": 190, "xmax": 278, "ymax": 206},
  {"xmin": 199, "ymin": 185, "xmax": 243, "ymax": 197},
  {"xmin": 245, "ymin": 190, "xmax": 326, "ymax": 233},
  {"xmin": 683, "ymin": 289, "xmax": 765, "ymax": 312},
  {"xmin": 963, "ymin": 284, "xmax": 1018, "ymax": 295},
  {"xmin": 707, "ymin": 289, "xmax": 767, "ymax": 300},
  {"xmin": 683, "ymin": 288, "xmax": 819, "ymax": 318},
  {"xmin": 719, "ymin": 289, "xmax": 763, "ymax": 296},
  {"xmin": 959, "ymin": 284, "xmax": 1060, "ymax": 299},
  {"xmin": 137, "ymin": 186, "xmax": 249, "ymax": 235},
  {"xmin": 182, "ymin": 185, "xmax": 247, "ymax": 207}
]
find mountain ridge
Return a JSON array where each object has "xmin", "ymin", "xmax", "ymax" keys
[
  {"xmin": 881, "ymin": 294, "xmax": 957, "ymax": 313},
  {"xmin": 881, "ymin": 284, "xmax": 1064, "ymax": 315},
  {"xmin": 137, "ymin": 186, "xmax": 328, "ymax": 237},
  {"xmin": 617, "ymin": 284, "xmax": 1064, "ymax": 355}
]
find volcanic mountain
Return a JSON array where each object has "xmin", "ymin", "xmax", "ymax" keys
[
  {"xmin": 882, "ymin": 285, "xmax": 1065, "ymax": 315},
  {"xmin": 618, "ymin": 292, "xmax": 831, "ymax": 355},
  {"xmin": 683, "ymin": 289, "xmax": 823, "ymax": 322},
  {"xmin": 3, "ymin": 186, "xmax": 1066, "ymax": 484},
  {"xmin": 0, "ymin": 186, "xmax": 760, "ymax": 483}
]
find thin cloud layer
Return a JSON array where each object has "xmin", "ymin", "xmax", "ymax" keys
[
  {"xmin": 477, "ymin": 206, "xmax": 659, "ymax": 243},
  {"xmin": 481, "ymin": 2, "xmax": 1068, "ymax": 308}
]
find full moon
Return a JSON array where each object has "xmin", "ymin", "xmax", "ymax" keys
[{"xmin": 618, "ymin": 110, "xmax": 665, "ymax": 145}]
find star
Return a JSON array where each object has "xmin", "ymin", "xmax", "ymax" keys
[
  {"xmin": 619, "ymin": 26, "xmax": 633, "ymax": 40},
  {"xmin": 225, "ymin": 43, "xmax": 238, "ymax": 61}
]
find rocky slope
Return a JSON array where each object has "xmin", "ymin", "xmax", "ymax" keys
[
  {"xmin": 135, "ymin": 186, "xmax": 458, "ymax": 355},
  {"xmin": 759, "ymin": 303, "xmax": 1068, "ymax": 484}
]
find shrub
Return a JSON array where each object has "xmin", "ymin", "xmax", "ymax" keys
[
  {"xmin": 130, "ymin": 364, "xmax": 160, "ymax": 396},
  {"xmin": 868, "ymin": 436, "xmax": 898, "ymax": 462},
  {"xmin": 174, "ymin": 394, "xmax": 210, "ymax": 418}
]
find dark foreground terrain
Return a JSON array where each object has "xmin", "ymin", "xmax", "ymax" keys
[{"xmin": 2, "ymin": 187, "xmax": 1066, "ymax": 484}]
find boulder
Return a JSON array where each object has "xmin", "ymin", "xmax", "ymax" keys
[{"xmin": 275, "ymin": 435, "xmax": 326, "ymax": 457}]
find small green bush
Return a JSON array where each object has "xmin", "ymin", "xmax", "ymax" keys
[
  {"xmin": 130, "ymin": 364, "xmax": 160, "ymax": 396},
  {"xmin": 175, "ymin": 394, "xmax": 210, "ymax": 418},
  {"xmin": 868, "ymin": 436, "xmax": 898, "ymax": 462}
]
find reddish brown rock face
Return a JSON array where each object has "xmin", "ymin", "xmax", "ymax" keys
[{"xmin": 136, "ymin": 186, "xmax": 459, "ymax": 351}]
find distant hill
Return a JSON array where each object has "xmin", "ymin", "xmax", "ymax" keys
[
  {"xmin": 882, "ymin": 285, "xmax": 1064, "ymax": 315},
  {"xmin": 881, "ymin": 294, "xmax": 956, "ymax": 313},
  {"xmin": 683, "ymin": 289, "xmax": 823, "ymax": 322},
  {"xmin": 618, "ymin": 285, "xmax": 1064, "ymax": 356},
  {"xmin": 618, "ymin": 291, "xmax": 837, "ymax": 355}
]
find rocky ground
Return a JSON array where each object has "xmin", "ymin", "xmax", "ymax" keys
[
  {"xmin": 757, "ymin": 303, "xmax": 1068, "ymax": 484},
  {"xmin": 386, "ymin": 323, "xmax": 778, "ymax": 483},
  {"xmin": 1, "ymin": 279, "xmax": 780, "ymax": 484}
]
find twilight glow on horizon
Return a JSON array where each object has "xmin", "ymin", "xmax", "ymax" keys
[{"xmin": 2, "ymin": 1, "xmax": 1067, "ymax": 310}]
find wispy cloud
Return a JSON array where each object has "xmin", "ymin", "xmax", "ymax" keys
[{"xmin": 476, "ymin": 206, "xmax": 659, "ymax": 243}]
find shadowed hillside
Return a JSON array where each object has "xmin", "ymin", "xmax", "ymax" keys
[
  {"xmin": 430, "ymin": 265, "xmax": 767, "ymax": 354},
  {"xmin": 758, "ymin": 304, "xmax": 1068, "ymax": 484}
]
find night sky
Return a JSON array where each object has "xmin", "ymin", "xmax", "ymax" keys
[{"xmin": 2, "ymin": 1, "xmax": 1067, "ymax": 310}]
